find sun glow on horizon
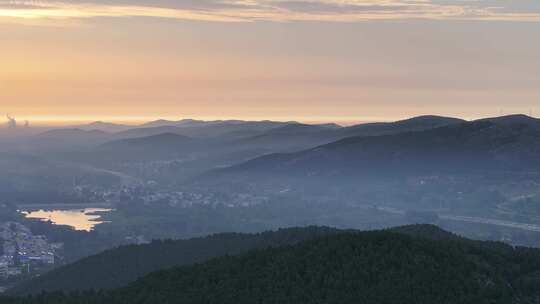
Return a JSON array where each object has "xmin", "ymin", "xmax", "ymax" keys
[
  {"xmin": 1, "ymin": 115, "xmax": 375, "ymax": 127},
  {"xmin": 4, "ymin": 112, "xmax": 537, "ymax": 128},
  {"xmin": 1, "ymin": 1, "xmax": 539, "ymax": 124},
  {"xmin": 1, "ymin": 1, "xmax": 540, "ymax": 24}
]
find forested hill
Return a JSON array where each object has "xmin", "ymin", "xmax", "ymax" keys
[
  {"xmin": 6, "ymin": 225, "xmax": 540, "ymax": 304},
  {"xmin": 10, "ymin": 226, "xmax": 341, "ymax": 295},
  {"xmin": 9, "ymin": 225, "xmax": 506, "ymax": 296},
  {"xmin": 212, "ymin": 119, "xmax": 540, "ymax": 182}
]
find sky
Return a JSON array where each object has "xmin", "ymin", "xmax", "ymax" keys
[{"xmin": 1, "ymin": 0, "xmax": 539, "ymax": 125}]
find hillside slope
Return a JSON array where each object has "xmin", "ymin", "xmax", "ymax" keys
[
  {"xmin": 216, "ymin": 120, "xmax": 540, "ymax": 181},
  {"xmin": 10, "ymin": 227, "xmax": 340, "ymax": 294},
  {"xmin": 5, "ymin": 225, "xmax": 540, "ymax": 304},
  {"xmin": 234, "ymin": 115, "xmax": 465, "ymax": 152}
]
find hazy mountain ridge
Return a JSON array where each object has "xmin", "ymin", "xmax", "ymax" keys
[
  {"xmin": 27, "ymin": 114, "xmax": 538, "ymax": 193},
  {"xmin": 92, "ymin": 119, "xmax": 296, "ymax": 140},
  {"xmin": 231, "ymin": 115, "xmax": 464, "ymax": 153},
  {"xmin": 19, "ymin": 128, "xmax": 113, "ymax": 152},
  {"xmin": 479, "ymin": 114, "xmax": 540, "ymax": 128},
  {"xmin": 76, "ymin": 121, "xmax": 133, "ymax": 133},
  {"xmin": 4, "ymin": 114, "xmax": 540, "ymax": 220},
  {"xmin": 213, "ymin": 117, "xmax": 540, "ymax": 181},
  {"xmin": 0, "ymin": 152, "xmax": 120, "ymax": 204},
  {"xmin": 99, "ymin": 133, "xmax": 196, "ymax": 151},
  {"xmin": 338, "ymin": 115, "xmax": 466, "ymax": 137}
]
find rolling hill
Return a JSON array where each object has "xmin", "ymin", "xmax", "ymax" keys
[
  {"xmin": 232, "ymin": 115, "xmax": 465, "ymax": 153},
  {"xmin": 10, "ymin": 227, "xmax": 341, "ymax": 294},
  {"xmin": 111, "ymin": 125, "xmax": 192, "ymax": 139},
  {"xmin": 213, "ymin": 118, "xmax": 540, "ymax": 182},
  {"xmin": 5, "ymin": 225, "xmax": 540, "ymax": 303},
  {"xmin": 338, "ymin": 115, "xmax": 466, "ymax": 137},
  {"xmin": 0, "ymin": 153, "xmax": 121, "ymax": 204},
  {"xmin": 76, "ymin": 121, "xmax": 133, "ymax": 132},
  {"xmin": 479, "ymin": 114, "xmax": 540, "ymax": 129},
  {"xmin": 33, "ymin": 128, "xmax": 112, "ymax": 149},
  {"xmin": 93, "ymin": 133, "xmax": 202, "ymax": 162},
  {"xmin": 100, "ymin": 132, "xmax": 195, "ymax": 151}
]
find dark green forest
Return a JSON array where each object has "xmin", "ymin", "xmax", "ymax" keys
[
  {"xmin": 5, "ymin": 225, "xmax": 540, "ymax": 304},
  {"xmin": 11, "ymin": 227, "xmax": 341, "ymax": 294}
]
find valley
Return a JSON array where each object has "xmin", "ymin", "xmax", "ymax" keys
[{"xmin": 3, "ymin": 115, "xmax": 540, "ymax": 296}]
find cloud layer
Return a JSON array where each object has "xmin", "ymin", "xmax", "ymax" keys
[{"xmin": 1, "ymin": 0, "xmax": 540, "ymax": 22}]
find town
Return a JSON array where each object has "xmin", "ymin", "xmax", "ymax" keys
[{"xmin": 0, "ymin": 222, "xmax": 60, "ymax": 282}]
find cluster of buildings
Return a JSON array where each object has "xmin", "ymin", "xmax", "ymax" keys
[
  {"xmin": 141, "ymin": 191, "xmax": 218, "ymax": 207},
  {"xmin": 140, "ymin": 190, "xmax": 269, "ymax": 208},
  {"xmin": 0, "ymin": 222, "xmax": 61, "ymax": 278},
  {"xmin": 73, "ymin": 182, "xmax": 270, "ymax": 210}
]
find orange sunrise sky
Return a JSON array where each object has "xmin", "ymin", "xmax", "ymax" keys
[{"xmin": 1, "ymin": 1, "xmax": 539, "ymax": 125}]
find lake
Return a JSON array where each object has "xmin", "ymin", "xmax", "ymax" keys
[{"xmin": 21, "ymin": 208, "xmax": 112, "ymax": 231}]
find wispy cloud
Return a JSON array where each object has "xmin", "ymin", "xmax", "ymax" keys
[{"xmin": 1, "ymin": 0, "xmax": 539, "ymax": 22}]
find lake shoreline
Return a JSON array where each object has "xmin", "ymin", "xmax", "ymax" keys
[
  {"xmin": 19, "ymin": 207, "xmax": 114, "ymax": 232},
  {"xmin": 17, "ymin": 203, "xmax": 113, "ymax": 212}
]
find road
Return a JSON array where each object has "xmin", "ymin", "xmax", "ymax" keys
[
  {"xmin": 440, "ymin": 214, "xmax": 540, "ymax": 233},
  {"xmin": 375, "ymin": 205, "xmax": 540, "ymax": 233}
]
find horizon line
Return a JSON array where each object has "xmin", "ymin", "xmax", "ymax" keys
[{"xmin": 1, "ymin": 113, "xmax": 537, "ymax": 128}]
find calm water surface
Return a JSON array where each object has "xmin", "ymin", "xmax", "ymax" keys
[{"xmin": 21, "ymin": 208, "xmax": 112, "ymax": 231}]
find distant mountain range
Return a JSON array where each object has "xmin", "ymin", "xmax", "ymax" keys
[
  {"xmin": 337, "ymin": 115, "xmax": 466, "ymax": 137},
  {"xmin": 232, "ymin": 115, "xmax": 465, "ymax": 152},
  {"xmin": 41, "ymin": 115, "xmax": 464, "ymax": 142},
  {"xmin": 4, "ymin": 114, "xmax": 539, "ymax": 199},
  {"xmin": 31, "ymin": 115, "xmax": 494, "ymax": 149},
  {"xmin": 35, "ymin": 128, "xmax": 111, "ymax": 148},
  {"xmin": 95, "ymin": 133, "xmax": 202, "ymax": 162},
  {"xmin": 25, "ymin": 114, "xmax": 540, "ymax": 183},
  {"xmin": 6, "ymin": 225, "xmax": 540, "ymax": 303},
  {"xmin": 76, "ymin": 121, "xmax": 133, "ymax": 133},
  {"xmin": 70, "ymin": 119, "xmax": 298, "ymax": 136},
  {"xmin": 205, "ymin": 115, "xmax": 540, "ymax": 182},
  {"xmin": 32, "ymin": 119, "xmax": 300, "ymax": 150}
]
